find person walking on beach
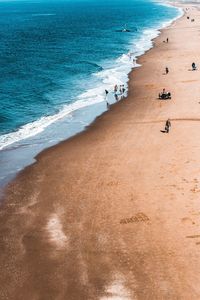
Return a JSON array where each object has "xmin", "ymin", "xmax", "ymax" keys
[
  {"xmin": 105, "ymin": 89, "xmax": 109, "ymax": 98},
  {"xmin": 165, "ymin": 119, "xmax": 171, "ymax": 133},
  {"xmin": 166, "ymin": 37, "xmax": 169, "ymax": 43},
  {"xmin": 165, "ymin": 67, "xmax": 169, "ymax": 74},
  {"xmin": 114, "ymin": 85, "xmax": 118, "ymax": 93},
  {"xmin": 192, "ymin": 62, "xmax": 196, "ymax": 70},
  {"xmin": 114, "ymin": 94, "xmax": 119, "ymax": 101}
]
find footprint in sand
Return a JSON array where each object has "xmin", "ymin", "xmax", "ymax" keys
[
  {"xmin": 181, "ymin": 217, "xmax": 192, "ymax": 224},
  {"xmin": 120, "ymin": 212, "xmax": 150, "ymax": 225},
  {"xmin": 190, "ymin": 186, "xmax": 200, "ymax": 193},
  {"xmin": 191, "ymin": 211, "xmax": 200, "ymax": 216},
  {"xmin": 145, "ymin": 84, "xmax": 155, "ymax": 89},
  {"xmin": 182, "ymin": 178, "xmax": 189, "ymax": 183},
  {"xmin": 186, "ymin": 234, "xmax": 200, "ymax": 239},
  {"xmin": 181, "ymin": 217, "xmax": 195, "ymax": 225},
  {"xmin": 107, "ymin": 181, "xmax": 119, "ymax": 187}
]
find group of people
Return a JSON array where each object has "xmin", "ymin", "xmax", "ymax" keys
[
  {"xmin": 159, "ymin": 88, "xmax": 171, "ymax": 100},
  {"xmin": 105, "ymin": 84, "xmax": 126, "ymax": 108},
  {"xmin": 105, "ymin": 85, "xmax": 126, "ymax": 97},
  {"xmin": 186, "ymin": 14, "xmax": 195, "ymax": 22},
  {"xmin": 104, "ymin": 51, "xmax": 137, "ymax": 108},
  {"xmin": 128, "ymin": 52, "xmax": 137, "ymax": 65},
  {"xmin": 114, "ymin": 84, "xmax": 126, "ymax": 94}
]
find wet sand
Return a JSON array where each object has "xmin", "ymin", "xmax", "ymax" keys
[{"xmin": 1, "ymin": 3, "xmax": 200, "ymax": 299}]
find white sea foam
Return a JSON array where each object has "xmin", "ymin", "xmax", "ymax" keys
[
  {"xmin": 46, "ymin": 214, "xmax": 68, "ymax": 249},
  {"xmin": 100, "ymin": 275, "xmax": 134, "ymax": 300},
  {"xmin": 156, "ymin": 0, "xmax": 184, "ymax": 19},
  {"xmin": 0, "ymin": 5, "xmax": 183, "ymax": 151},
  {"xmin": 0, "ymin": 97, "xmax": 105, "ymax": 151}
]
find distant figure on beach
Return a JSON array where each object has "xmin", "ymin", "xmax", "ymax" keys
[
  {"xmin": 192, "ymin": 62, "xmax": 196, "ymax": 70},
  {"xmin": 114, "ymin": 94, "xmax": 119, "ymax": 101},
  {"xmin": 165, "ymin": 119, "xmax": 171, "ymax": 133},
  {"xmin": 105, "ymin": 89, "xmax": 109, "ymax": 97},
  {"xmin": 122, "ymin": 86, "xmax": 125, "ymax": 94},
  {"xmin": 114, "ymin": 85, "xmax": 118, "ymax": 93},
  {"xmin": 163, "ymin": 38, "xmax": 169, "ymax": 43},
  {"xmin": 165, "ymin": 67, "xmax": 169, "ymax": 74},
  {"xmin": 159, "ymin": 90, "xmax": 171, "ymax": 100}
]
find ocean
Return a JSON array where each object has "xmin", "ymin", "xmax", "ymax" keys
[{"xmin": 0, "ymin": 0, "xmax": 182, "ymax": 186}]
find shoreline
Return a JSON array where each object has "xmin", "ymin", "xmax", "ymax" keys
[
  {"xmin": 0, "ymin": 2, "xmax": 182, "ymax": 190},
  {"xmin": 2, "ymin": 2, "xmax": 200, "ymax": 299}
]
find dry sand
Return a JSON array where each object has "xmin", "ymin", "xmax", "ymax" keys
[{"xmin": 1, "ymin": 4, "xmax": 200, "ymax": 300}]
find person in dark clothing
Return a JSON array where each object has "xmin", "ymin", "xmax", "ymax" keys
[
  {"xmin": 114, "ymin": 85, "xmax": 118, "ymax": 93},
  {"xmin": 192, "ymin": 62, "xmax": 196, "ymax": 70},
  {"xmin": 165, "ymin": 119, "xmax": 171, "ymax": 133},
  {"xmin": 166, "ymin": 67, "xmax": 169, "ymax": 74}
]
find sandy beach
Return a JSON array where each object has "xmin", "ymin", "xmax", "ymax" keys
[{"xmin": 1, "ymin": 3, "xmax": 200, "ymax": 299}]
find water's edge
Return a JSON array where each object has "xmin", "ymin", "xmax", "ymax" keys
[{"xmin": 0, "ymin": 2, "xmax": 184, "ymax": 191}]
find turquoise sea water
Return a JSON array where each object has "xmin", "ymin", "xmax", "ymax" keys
[{"xmin": 0, "ymin": 0, "xmax": 181, "ymax": 185}]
